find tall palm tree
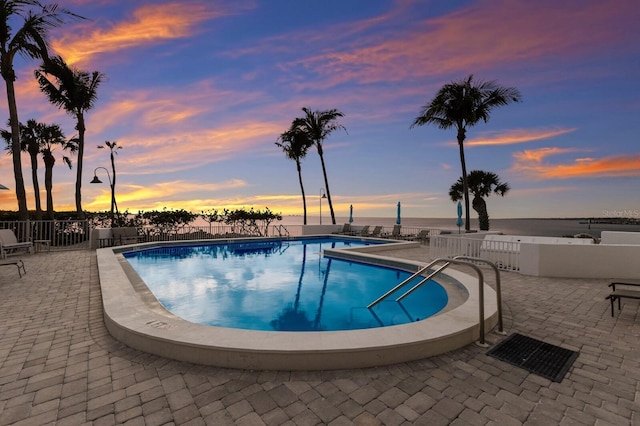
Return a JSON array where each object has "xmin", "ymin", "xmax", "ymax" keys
[
  {"xmin": 34, "ymin": 55, "xmax": 104, "ymax": 219},
  {"xmin": 40, "ymin": 123, "xmax": 74, "ymax": 220},
  {"xmin": 0, "ymin": 0, "xmax": 80, "ymax": 219},
  {"xmin": 291, "ymin": 107, "xmax": 346, "ymax": 225},
  {"xmin": 411, "ymin": 75, "xmax": 521, "ymax": 231},
  {"xmin": 276, "ymin": 126, "xmax": 313, "ymax": 224},
  {"xmin": 449, "ymin": 170, "xmax": 510, "ymax": 231}
]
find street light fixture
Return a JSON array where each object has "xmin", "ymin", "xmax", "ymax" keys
[
  {"xmin": 319, "ymin": 188, "xmax": 327, "ymax": 225},
  {"xmin": 90, "ymin": 167, "xmax": 118, "ymax": 221},
  {"xmin": 0, "ymin": 183, "xmax": 8, "ymax": 190}
]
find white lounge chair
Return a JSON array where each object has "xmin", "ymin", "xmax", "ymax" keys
[{"xmin": 0, "ymin": 229, "xmax": 33, "ymax": 258}]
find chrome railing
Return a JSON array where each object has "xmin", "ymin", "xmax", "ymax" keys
[{"xmin": 367, "ymin": 256, "xmax": 503, "ymax": 346}]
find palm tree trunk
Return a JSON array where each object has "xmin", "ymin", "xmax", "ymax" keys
[
  {"xmin": 44, "ymin": 153, "xmax": 55, "ymax": 220},
  {"xmin": 457, "ymin": 127, "xmax": 470, "ymax": 231},
  {"xmin": 4, "ymin": 78, "xmax": 29, "ymax": 219},
  {"xmin": 75, "ymin": 113, "xmax": 85, "ymax": 219},
  {"xmin": 316, "ymin": 143, "xmax": 336, "ymax": 224},
  {"xmin": 296, "ymin": 160, "xmax": 307, "ymax": 225},
  {"xmin": 472, "ymin": 196, "xmax": 490, "ymax": 231},
  {"xmin": 29, "ymin": 151, "xmax": 43, "ymax": 220}
]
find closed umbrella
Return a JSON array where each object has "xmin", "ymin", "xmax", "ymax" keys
[
  {"xmin": 349, "ymin": 205, "xmax": 353, "ymax": 223},
  {"xmin": 396, "ymin": 202, "xmax": 401, "ymax": 225},
  {"xmin": 456, "ymin": 201, "xmax": 464, "ymax": 233}
]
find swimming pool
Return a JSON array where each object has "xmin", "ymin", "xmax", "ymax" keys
[
  {"xmin": 122, "ymin": 238, "xmax": 448, "ymax": 332},
  {"xmin": 96, "ymin": 235, "xmax": 498, "ymax": 370}
]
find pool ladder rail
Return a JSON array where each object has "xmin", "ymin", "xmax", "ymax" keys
[
  {"xmin": 273, "ymin": 224, "xmax": 291, "ymax": 238},
  {"xmin": 367, "ymin": 256, "xmax": 504, "ymax": 347}
]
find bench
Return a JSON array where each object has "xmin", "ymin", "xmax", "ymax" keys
[
  {"xmin": 606, "ymin": 282, "xmax": 640, "ymax": 316},
  {"xmin": 111, "ymin": 227, "xmax": 144, "ymax": 246}
]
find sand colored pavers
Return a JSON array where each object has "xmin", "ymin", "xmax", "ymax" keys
[{"xmin": 0, "ymin": 248, "xmax": 638, "ymax": 425}]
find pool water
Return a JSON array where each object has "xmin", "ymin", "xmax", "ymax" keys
[{"xmin": 123, "ymin": 237, "xmax": 448, "ymax": 332}]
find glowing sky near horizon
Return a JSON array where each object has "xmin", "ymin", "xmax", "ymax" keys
[{"xmin": 0, "ymin": 0, "xmax": 639, "ymax": 220}]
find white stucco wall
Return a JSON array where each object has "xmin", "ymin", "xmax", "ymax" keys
[{"xmin": 520, "ymin": 243, "xmax": 640, "ymax": 279}]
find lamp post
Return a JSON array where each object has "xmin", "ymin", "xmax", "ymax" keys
[
  {"xmin": 90, "ymin": 167, "xmax": 118, "ymax": 222},
  {"xmin": 319, "ymin": 188, "xmax": 327, "ymax": 225}
]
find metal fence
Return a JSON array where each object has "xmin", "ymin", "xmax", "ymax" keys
[
  {"xmin": 0, "ymin": 220, "xmax": 92, "ymax": 251},
  {"xmin": 429, "ymin": 235, "xmax": 520, "ymax": 271}
]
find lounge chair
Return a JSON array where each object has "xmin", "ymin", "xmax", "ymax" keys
[
  {"xmin": 606, "ymin": 282, "xmax": 640, "ymax": 316},
  {"xmin": 0, "ymin": 229, "xmax": 33, "ymax": 258},
  {"xmin": 407, "ymin": 229, "xmax": 430, "ymax": 243},
  {"xmin": 111, "ymin": 227, "xmax": 144, "ymax": 246},
  {"xmin": 383, "ymin": 224, "xmax": 402, "ymax": 239},
  {"xmin": 0, "ymin": 258, "xmax": 26, "ymax": 277},
  {"xmin": 369, "ymin": 226, "xmax": 383, "ymax": 237},
  {"xmin": 333, "ymin": 223, "xmax": 353, "ymax": 235},
  {"xmin": 358, "ymin": 225, "xmax": 370, "ymax": 236}
]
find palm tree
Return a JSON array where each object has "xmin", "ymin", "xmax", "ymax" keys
[
  {"xmin": 276, "ymin": 126, "xmax": 313, "ymax": 224},
  {"xmin": 34, "ymin": 55, "xmax": 104, "ymax": 219},
  {"xmin": 449, "ymin": 170, "xmax": 510, "ymax": 231},
  {"xmin": 97, "ymin": 140, "xmax": 121, "ymax": 222},
  {"xmin": 18, "ymin": 119, "xmax": 45, "ymax": 219},
  {"xmin": 1, "ymin": 119, "xmax": 75, "ymax": 220},
  {"xmin": 0, "ymin": 0, "xmax": 80, "ymax": 219},
  {"xmin": 411, "ymin": 75, "xmax": 521, "ymax": 231},
  {"xmin": 40, "ymin": 124, "xmax": 74, "ymax": 220},
  {"xmin": 291, "ymin": 107, "xmax": 346, "ymax": 225}
]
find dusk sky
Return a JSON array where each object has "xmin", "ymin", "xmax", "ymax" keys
[{"xmin": 1, "ymin": 0, "xmax": 639, "ymax": 221}]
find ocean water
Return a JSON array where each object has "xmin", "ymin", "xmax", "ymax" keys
[{"xmin": 280, "ymin": 216, "xmax": 640, "ymax": 238}]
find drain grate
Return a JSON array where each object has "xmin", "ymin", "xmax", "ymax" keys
[{"xmin": 486, "ymin": 333, "xmax": 579, "ymax": 382}]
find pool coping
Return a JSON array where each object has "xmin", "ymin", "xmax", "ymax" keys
[{"xmin": 96, "ymin": 237, "xmax": 498, "ymax": 370}]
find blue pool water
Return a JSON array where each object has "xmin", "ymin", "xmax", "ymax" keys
[{"xmin": 123, "ymin": 237, "xmax": 448, "ymax": 332}]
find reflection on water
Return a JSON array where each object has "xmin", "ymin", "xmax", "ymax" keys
[{"xmin": 124, "ymin": 238, "xmax": 448, "ymax": 332}]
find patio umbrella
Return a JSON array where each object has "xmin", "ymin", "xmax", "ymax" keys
[
  {"xmin": 456, "ymin": 201, "xmax": 464, "ymax": 233},
  {"xmin": 396, "ymin": 202, "xmax": 401, "ymax": 225},
  {"xmin": 349, "ymin": 205, "xmax": 353, "ymax": 223}
]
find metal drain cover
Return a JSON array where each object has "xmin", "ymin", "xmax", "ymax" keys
[{"xmin": 487, "ymin": 333, "xmax": 578, "ymax": 382}]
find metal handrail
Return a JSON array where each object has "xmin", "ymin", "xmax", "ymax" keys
[
  {"xmin": 453, "ymin": 255, "xmax": 504, "ymax": 334},
  {"xmin": 273, "ymin": 224, "xmax": 290, "ymax": 238},
  {"xmin": 367, "ymin": 256, "xmax": 497, "ymax": 346}
]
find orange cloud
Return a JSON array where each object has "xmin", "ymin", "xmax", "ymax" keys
[
  {"xmin": 466, "ymin": 128, "xmax": 577, "ymax": 147},
  {"xmin": 52, "ymin": 2, "xmax": 233, "ymax": 65},
  {"xmin": 511, "ymin": 147, "xmax": 640, "ymax": 179}
]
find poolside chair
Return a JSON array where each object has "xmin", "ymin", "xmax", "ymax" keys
[
  {"xmin": 407, "ymin": 229, "xmax": 430, "ymax": 243},
  {"xmin": 333, "ymin": 223, "xmax": 353, "ymax": 235},
  {"xmin": 0, "ymin": 258, "xmax": 26, "ymax": 277},
  {"xmin": 606, "ymin": 282, "xmax": 640, "ymax": 316},
  {"xmin": 358, "ymin": 225, "xmax": 371, "ymax": 236},
  {"xmin": 370, "ymin": 226, "xmax": 383, "ymax": 237},
  {"xmin": 383, "ymin": 225, "xmax": 402, "ymax": 239},
  {"xmin": 0, "ymin": 229, "xmax": 33, "ymax": 259}
]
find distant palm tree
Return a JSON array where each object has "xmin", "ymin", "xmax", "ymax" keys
[
  {"xmin": 35, "ymin": 55, "xmax": 104, "ymax": 219},
  {"xmin": 276, "ymin": 126, "xmax": 314, "ymax": 224},
  {"xmin": 291, "ymin": 107, "xmax": 346, "ymax": 225},
  {"xmin": 40, "ymin": 124, "xmax": 74, "ymax": 220},
  {"xmin": 18, "ymin": 119, "xmax": 45, "ymax": 220},
  {"xmin": 449, "ymin": 170, "xmax": 510, "ymax": 231},
  {"xmin": 411, "ymin": 75, "xmax": 521, "ymax": 231},
  {"xmin": 1, "ymin": 120, "xmax": 74, "ymax": 220},
  {"xmin": 0, "ymin": 0, "xmax": 81, "ymax": 219}
]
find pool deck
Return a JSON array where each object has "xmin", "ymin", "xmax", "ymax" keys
[{"xmin": 1, "ymin": 248, "xmax": 639, "ymax": 425}]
